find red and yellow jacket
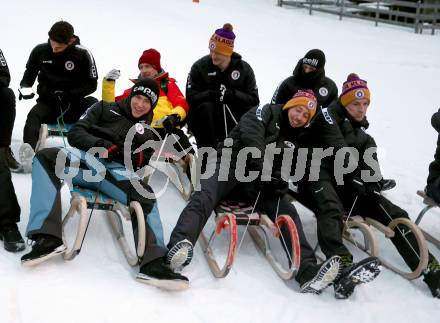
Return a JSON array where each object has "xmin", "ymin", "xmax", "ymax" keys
[{"xmin": 102, "ymin": 71, "xmax": 189, "ymax": 128}]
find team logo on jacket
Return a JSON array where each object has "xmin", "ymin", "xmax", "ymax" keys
[
  {"xmin": 0, "ymin": 52, "xmax": 6, "ymax": 67},
  {"xmin": 321, "ymin": 107, "xmax": 333, "ymax": 125},
  {"xmin": 231, "ymin": 70, "xmax": 240, "ymax": 80},
  {"xmin": 65, "ymin": 61, "xmax": 75, "ymax": 71},
  {"xmin": 319, "ymin": 87, "xmax": 328, "ymax": 96},
  {"xmin": 135, "ymin": 123, "xmax": 144, "ymax": 134},
  {"xmin": 284, "ymin": 141, "xmax": 295, "ymax": 149},
  {"xmin": 355, "ymin": 89, "xmax": 365, "ymax": 99}
]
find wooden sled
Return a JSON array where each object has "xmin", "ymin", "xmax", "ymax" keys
[
  {"xmin": 415, "ymin": 190, "xmax": 440, "ymax": 250},
  {"xmin": 343, "ymin": 215, "xmax": 429, "ymax": 280},
  {"xmin": 198, "ymin": 200, "xmax": 301, "ymax": 280},
  {"xmin": 62, "ymin": 186, "xmax": 146, "ymax": 266},
  {"xmin": 36, "ymin": 123, "xmax": 72, "ymax": 152}
]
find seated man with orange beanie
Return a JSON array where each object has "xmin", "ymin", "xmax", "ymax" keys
[
  {"xmin": 296, "ymin": 73, "xmax": 439, "ymax": 299},
  {"xmin": 185, "ymin": 23, "xmax": 259, "ymax": 150},
  {"xmin": 102, "ymin": 48, "xmax": 193, "ymax": 159}
]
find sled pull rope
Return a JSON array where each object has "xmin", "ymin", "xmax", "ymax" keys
[
  {"xmin": 378, "ymin": 200, "xmax": 421, "ymax": 260},
  {"xmin": 343, "ymin": 195, "xmax": 361, "ymax": 250},
  {"xmin": 78, "ymin": 182, "xmax": 102, "ymax": 252},
  {"xmin": 223, "ymin": 104, "xmax": 228, "ymax": 138},
  {"xmin": 236, "ymin": 190, "xmax": 261, "ymax": 257},
  {"xmin": 274, "ymin": 196, "xmax": 294, "ymax": 267}
]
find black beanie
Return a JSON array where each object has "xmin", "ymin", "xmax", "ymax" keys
[
  {"xmin": 48, "ymin": 21, "xmax": 74, "ymax": 44},
  {"xmin": 302, "ymin": 49, "xmax": 326, "ymax": 69},
  {"xmin": 131, "ymin": 78, "xmax": 160, "ymax": 108}
]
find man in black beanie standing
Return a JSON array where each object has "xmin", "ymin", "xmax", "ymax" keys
[
  {"xmin": 271, "ymin": 49, "xmax": 338, "ymax": 109},
  {"xmin": 18, "ymin": 20, "xmax": 98, "ymax": 173}
]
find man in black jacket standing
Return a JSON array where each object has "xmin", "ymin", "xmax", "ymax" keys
[
  {"xmin": 271, "ymin": 49, "xmax": 337, "ymax": 108},
  {"xmin": 20, "ymin": 79, "xmax": 188, "ymax": 290},
  {"xmin": 186, "ymin": 23, "xmax": 259, "ymax": 149},
  {"xmin": 0, "ymin": 48, "xmax": 25, "ymax": 252},
  {"xmin": 18, "ymin": 20, "xmax": 98, "ymax": 172}
]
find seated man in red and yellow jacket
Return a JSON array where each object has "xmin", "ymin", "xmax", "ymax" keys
[{"xmin": 102, "ymin": 48, "xmax": 194, "ymax": 158}]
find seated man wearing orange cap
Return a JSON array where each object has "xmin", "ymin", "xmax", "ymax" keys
[
  {"xmin": 164, "ymin": 90, "xmax": 350, "ymax": 294},
  {"xmin": 185, "ymin": 23, "xmax": 259, "ymax": 150},
  {"xmin": 296, "ymin": 73, "xmax": 439, "ymax": 299},
  {"xmin": 102, "ymin": 48, "xmax": 193, "ymax": 159}
]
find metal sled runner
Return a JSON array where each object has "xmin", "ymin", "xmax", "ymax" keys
[
  {"xmin": 62, "ymin": 186, "xmax": 146, "ymax": 266},
  {"xmin": 343, "ymin": 214, "xmax": 429, "ymax": 280},
  {"xmin": 198, "ymin": 200, "xmax": 301, "ymax": 280},
  {"xmin": 415, "ymin": 190, "xmax": 440, "ymax": 250}
]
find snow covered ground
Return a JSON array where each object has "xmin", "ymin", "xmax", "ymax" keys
[{"xmin": 1, "ymin": 0, "xmax": 440, "ymax": 322}]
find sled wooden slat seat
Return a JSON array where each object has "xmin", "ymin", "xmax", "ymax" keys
[
  {"xmin": 199, "ymin": 200, "xmax": 301, "ymax": 280},
  {"xmin": 36, "ymin": 123, "xmax": 73, "ymax": 151}
]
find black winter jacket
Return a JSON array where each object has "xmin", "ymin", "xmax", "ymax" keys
[
  {"xmin": 328, "ymin": 100, "xmax": 382, "ymax": 182},
  {"xmin": 186, "ymin": 53, "xmax": 259, "ymax": 120},
  {"xmin": 427, "ymin": 110, "xmax": 440, "ymax": 185},
  {"xmin": 221, "ymin": 102, "xmax": 346, "ymax": 182},
  {"xmin": 271, "ymin": 59, "xmax": 338, "ymax": 108},
  {"xmin": 0, "ymin": 48, "xmax": 10, "ymax": 88},
  {"xmin": 68, "ymin": 98, "xmax": 155, "ymax": 170},
  {"xmin": 20, "ymin": 37, "xmax": 98, "ymax": 102}
]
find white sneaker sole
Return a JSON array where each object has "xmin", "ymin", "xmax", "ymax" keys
[
  {"xmin": 21, "ymin": 245, "xmax": 67, "ymax": 267},
  {"xmin": 301, "ymin": 257, "xmax": 341, "ymax": 294},
  {"xmin": 136, "ymin": 273, "xmax": 189, "ymax": 291}
]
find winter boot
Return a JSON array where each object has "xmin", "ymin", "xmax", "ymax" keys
[
  {"xmin": 423, "ymin": 259, "xmax": 440, "ymax": 298},
  {"xmin": 334, "ymin": 256, "xmax": 381, "ymax": 299},
  {"xmin": 381, "ymin": 178, "xmax": 396, "ymax": 191},
  {"xmin": 166, "ymin": 239, "xmax": 194, "ymax": 271},
  {"xmin": 1, "ymin": 147, "xmax": 24, "ymax": 173},
  {"xmin": 18, "ymin": 143, "xmax": 35, "ymax": 173},
  {"xmin": 300, "ymin": 256, "xmax": 342, "ymax": 294},
  {"xmin": 0, "ymin": 223, "xmax": 25, "ymax": 252},
  {"xmin": 136, "ymin": 257, "xmax": 189, "ymax": 291},
  {"xmin": 21, "ymin": 234, "xmax": 66, "ymax": 267}
]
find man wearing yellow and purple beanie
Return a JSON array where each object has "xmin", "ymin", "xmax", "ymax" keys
[{"xmin": 185, "ymin": 23, "xmax": 259, "ymax": 150}]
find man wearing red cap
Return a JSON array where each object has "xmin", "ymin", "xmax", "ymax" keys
[
  {"xmin": 185, "ymin": 23, "xmax": 259, "ymax": 150},
  {"xmin": 102, "ymin": 48, "xmax": 193, "ymax": 159}
]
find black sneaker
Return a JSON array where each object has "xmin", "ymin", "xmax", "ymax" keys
[
  {"xmin": 136, "ymin": 257, "xmax": 189, "ymax": 291},
  {"xmin": 381, "ymin": 179, "xmax": 396, "ymax": 191},
  {"xmin": 423, "ymin": 259, "xmax": 440, "ymax": 298},
  {"xmin": 0, "ymin": 147, "xmax": 24, "ymax": 173},
  {"xmin": 0, "ymin": 224, "xmax": 25, "ymax": 252},
  {"xmin": 21, "ymin": 234, "xmax": 66, "ymax": 267},
  {"xmin": 166, "ymin": 239, "xmax": 194, "ymax": 271},
  {"xmin": 300, "ymin": 256, "xmax": 342, "ymax": 294},
  {"xmin": 334, "ymin": 256, "xmax": 381, "ymax": 299}
]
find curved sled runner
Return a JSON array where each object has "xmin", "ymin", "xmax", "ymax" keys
[
  {"xmin": 36, "ymin": 123, "xmax": 73, "ymax": 152},
  {"xmin": 415, "ymin": 190, "xmax": 440, "ymax": 250},
  {"xmin": 62, "ymin": 186, "xmax": 146, "ymax": 266},
  {"xmin": 198, "ymin": 200, "xmax": 301, "ymax": 280},
  {"xmin": 343, "ymin": 215, "xmax": 429, "ymax": 280}
]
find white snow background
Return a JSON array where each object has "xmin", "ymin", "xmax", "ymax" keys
[{"xmin": 1, "ymin": 0, "xmax": 440, "ymax": 322}]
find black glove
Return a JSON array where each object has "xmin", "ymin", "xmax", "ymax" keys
[
  {"xmin": 95, "ymin": 139, "xmax": 121, "ymax": 160},
  {"xmin": 364, "ymin": 182, "xmax": 382, "ymax": 200},
  {"xmin": 349, "ymin": 176, "xmax": 367, "ymax": 196},
  {"xmin": 248, "ymin": 157, "xmax": 264, "ymax": 173},
  {"xmin": 222, "ymin": 89, "xmax": 235, "ymax": 103},
  {"xmin": 261, "ymin": 177, "xmax": 289, "ymax": 197},
  {"xmin": 162, "ymin": 114, "xmax": 181, "ymax": 134},
  {"xmin": 18, "ymin": 87, "xmax": 35, "ymax": 100}
]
